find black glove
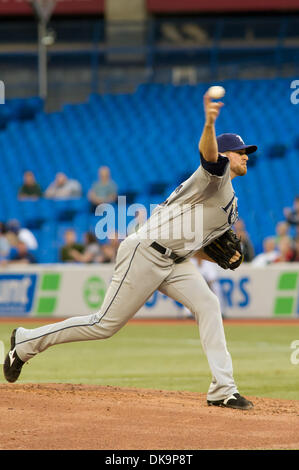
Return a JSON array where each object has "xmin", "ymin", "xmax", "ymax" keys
[{"xmin": 203, "ymin": 229, "xmax": 244, "ymax": 270}]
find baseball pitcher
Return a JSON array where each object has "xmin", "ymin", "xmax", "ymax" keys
[{"xmin": 4, "ymin": 91, "xmax": 257, "ymax": 410}]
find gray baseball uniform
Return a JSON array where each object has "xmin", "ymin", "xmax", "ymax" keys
[{"xmin": 14, "ymin": 153, "xmax": 239, "ymax": 401}]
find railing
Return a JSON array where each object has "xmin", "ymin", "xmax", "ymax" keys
[{"xmin": 0, "ymin": 15, "xmax": 298, "ymax": 107}]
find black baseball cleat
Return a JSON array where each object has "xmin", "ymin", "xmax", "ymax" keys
[
  {"xmin": 3, "ymin": 329, "xmax": 24, "ymax": 383},
  {"xmin": 207, "ymin": 393, "xmax": 254, "ymax": 410}
]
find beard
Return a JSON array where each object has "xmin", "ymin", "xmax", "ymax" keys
[{"xmin": 235, "ymin": 164, "xmax": 247, "ymax": 176}]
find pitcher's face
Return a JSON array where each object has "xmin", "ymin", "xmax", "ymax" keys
[{"xmin": 225, "ymin": 150, "xmax": 249, "ymax": 178}]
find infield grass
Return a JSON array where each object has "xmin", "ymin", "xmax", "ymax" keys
[{"xmin": 0, "ymin": 320, "xmax": 298, "ymax": 400}]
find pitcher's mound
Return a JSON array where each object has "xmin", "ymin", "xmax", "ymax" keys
[{"xmin": 0, "ymin": 383, "xmax": 298, "ymax": 450}]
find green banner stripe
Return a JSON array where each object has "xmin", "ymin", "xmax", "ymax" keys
[
  {"xmin": 41, "ymin": 273, "xmax": 61, "ymax": 291},
  {"xmin": 277, "ymin": 272, "xmax": 298, "ymax": 290},
  {"xmin": 274, "ymin": 297, "xmax": 294, "ymax": 315},
  {"xmin": 36, "ymin": 297, "xmax": 57, "ymax": 315}
]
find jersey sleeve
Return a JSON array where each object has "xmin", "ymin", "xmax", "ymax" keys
[
  {"xmin": 190, "ymin": 153, "xmax": 230, "ymax": 188},
  {"xmin": 199, "ymin": 152, "xmax": 229, "ymax": 177}
]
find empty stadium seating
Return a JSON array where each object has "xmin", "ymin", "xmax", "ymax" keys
[
  {"xmin": 0, "ymin": 78, "xmax": 298, "ymax": 261},
  {"xmin": 0, "ymin": 97, "xmax": 43, "ymax": 129}
]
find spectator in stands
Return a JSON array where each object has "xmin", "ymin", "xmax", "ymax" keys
[
  {"xmin": 251, "ymin": 236, "xmax": 279, "ymax": 267},
  {"xmin": 60, "ymin": 229, "xmax": 84, "ymax": 263},
  {"xmin": 274, "ymin": 220, "xmax": 292, "ymax": 247},
  {"xmin": 274, "ymin": 237, "xmax": 295, "ymax": 263},
  {"xmin": 45, "ymin": 172, "xmax": 82, "ymax": 200},
  {"xmin": 290, "ymin": 236, "xmax": 299, "ymax": 262},
  {"xmin": 0, "ymin": 222, "xmax": 11, "ymax": 261},
  {"xmin": 68, "ymin": 231, "xmax": 105, "ymax": 263},
  {"xmin": 18, "ymin": 171, "xmax": 42, "ymax": 200},
  {"xmin": 233, "ymin": 219, "xmax": 255, "ymax": 262},
  {"xmin": 7, "ymin": 239, "xmax": 37, "ymax": 264},
  {"xmin": 99, "ymin": 231, "xmax": 121, "ymax": 263},
  {"xmin": 284, "ymin": 195, "xmax": 299, "ymax": 227},
  {"xmin": 5, "ymin": 219, "xmax": 38, "ymax": 251},
  {"xmin": 88, "ymin": 166, "xmax": 118, "ymax": 212}
]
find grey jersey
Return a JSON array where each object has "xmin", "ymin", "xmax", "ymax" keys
[{"xmin": 136, "ymin": 154, "xmax": 238, "ymax": 259}]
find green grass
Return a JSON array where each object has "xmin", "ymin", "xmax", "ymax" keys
[{"xmin": 0, "ymin": 321, "xmax": 298, "ymax": 400}]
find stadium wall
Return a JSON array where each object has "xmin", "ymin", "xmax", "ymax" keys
[{"xmin": 0, "ymin": 264, "xmax": 298, "ymax": 319}]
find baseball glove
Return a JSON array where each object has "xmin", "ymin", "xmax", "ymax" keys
[{"xmin": 203, "ymin": 229, "xmax": 243, "ymax": 270}]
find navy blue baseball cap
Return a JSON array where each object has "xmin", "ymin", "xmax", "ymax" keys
[{"xmin": 217, "ymin": 133, "xmax": 257, "ymax": 155}]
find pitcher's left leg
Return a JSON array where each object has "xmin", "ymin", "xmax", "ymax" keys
[{"xmin": 159, "ymin": 260, "xmax": 238, "ymax": 401}]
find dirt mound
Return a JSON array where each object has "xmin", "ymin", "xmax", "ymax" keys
[{"xmin": 0, "ymin": 383, "xmax": 298, "ymax": 450}]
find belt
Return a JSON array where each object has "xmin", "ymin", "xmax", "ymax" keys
[{"xmin": 150, "ymin": 242, "xmax": 185, "ymax": 264}]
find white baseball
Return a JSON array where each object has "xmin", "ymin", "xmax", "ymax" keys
[{"xmin": 207, "ymin": 86, "xmax": 226, "ymax": 99}]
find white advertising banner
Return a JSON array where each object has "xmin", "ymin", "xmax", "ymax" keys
[
  {"xmin": 0, "ymin": 263, "xmax": 298, "ymax": 319},
  {"xmin": 216, "ymin": 264, "xmax": 299, "ymax": 318}
]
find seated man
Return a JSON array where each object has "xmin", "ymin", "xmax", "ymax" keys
[
  {"xmin": 0, "ymin": 222, "xmax": 11, "ymax": 262},
  {"xmin": 290, "ymin": 235, "xmax": 299, "ymax": 262},
  {"xmin": 60, "ymin": 229, "xmax": 84, "ymax": 263},
  {"xmin": 284, "ymin": 195, "xmax": 299, "ymax": 227},
  {"xmin": 68, "ymin": 232, "xmax": 104, "ymax": 263},
  {"xmin": 88, "ymin": 166, "xmax": 118, "ymax": 212},
  {"xmin": 251, "ymin": 237, "xmax": 279, "ymax": 267},
  {"xmin": 8, "ymin": 239, "xmax": 37, "ymax": 264},
  {"xmin": 45, "ymin": 172, "xmax": 82, "ymax": 200},
  {"xmin": 5, "ymin": 219, "xmax": 38, "ymax": 251},
  {"xmin": 18, "ymin": 171, "xmax": 42, "ymax": 200}
]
